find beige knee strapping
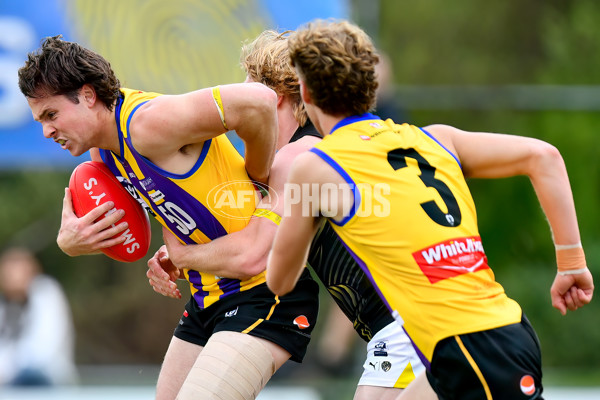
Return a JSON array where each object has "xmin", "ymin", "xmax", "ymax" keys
[{"xmin": 176, "ymin": 331, "xmax": 276, "ymax": 400}]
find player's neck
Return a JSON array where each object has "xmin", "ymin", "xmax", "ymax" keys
[
  {"xmin": 97, "ymin": 106, "xmax": 121, "ymax": 154},
  {"xmin": 278, "ymin": 120, "xmax": 299, "ymax": 150},
  {"xmin": 276, "ymin": 99, "xmax": 299, "ymax": 150},
  {"xmin": 313, "ymin": 110, "xmax": 345, "ymax": 137}
]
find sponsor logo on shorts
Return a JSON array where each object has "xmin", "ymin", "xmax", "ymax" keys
[
  {"xmin": 374, "ymin": 341, "xmax": 389, "ymax": 357},
  {"xmin": 225, "ymin": 307, "xmax": 238, "ymax": 317},
  {"xmin": 368, "ymin": 361, "xmax": 378, "ymax": 370},
  {"xmin": 412, "ymin": 236, "xmax": 490, "ymax": 284},
  {"xmin": 178, "ymin": 310, "xmax": 189, "ymax": 326},
  {"xmin": 520, "ymin": 375, "xmax": 536, "ymax": 396},
  {"xmin": 293, "ymin": 315, "xmax": 310, "ymax": 329},
  {"xmin": 381, "ymin": 361, "xmax": 392, "ymax": 372}
]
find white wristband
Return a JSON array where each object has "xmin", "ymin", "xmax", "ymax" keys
[
  {"xmin": 558, "ymin": 267, "xmax": 588, "ymax": 276},
  {"xmin": 554, "ymin": 242, "xmax": 582, "ymax": 250}
]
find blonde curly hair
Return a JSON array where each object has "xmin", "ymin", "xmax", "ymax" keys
[{"xmin": 241, "ymin": 30, "xmax": 307, "ymax": 126}]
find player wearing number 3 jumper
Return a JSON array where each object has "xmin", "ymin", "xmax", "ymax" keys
[
  {"xmin": 266, "ymin": 19, "xmax": 594, "ymax": 400},
  {"xmin": 18, "ymin": 36, "xmax": 319, "ymax": 400}
]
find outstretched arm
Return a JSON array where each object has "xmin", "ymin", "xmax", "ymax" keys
[{"xmin": 427, "ymin": 124, "xmax": 593, "ymax": 315}]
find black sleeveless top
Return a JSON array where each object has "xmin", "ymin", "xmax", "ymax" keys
[{"xmin": 289, "ymin": 120, "xmax": 394, "ymax": 341}]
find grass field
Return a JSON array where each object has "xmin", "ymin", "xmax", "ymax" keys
[
  {"xmin": 1, "ymin": 383, "xmax": 599, "ymax": 400},
  {"xmin": 0, "ymin": 365, "xmax": 598, "ymax": 399}
]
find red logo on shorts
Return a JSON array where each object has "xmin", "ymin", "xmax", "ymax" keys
[
  {"xmin": 183, "ymin": 310, "xmax": 189, "ymax": 318},
  {"xmin": 520, "ymin": 375, "xmax": 536, "ymax": 396},
  {"xmin": 293, "ymin": 315, "xmax": 310, "ymax": 329}
]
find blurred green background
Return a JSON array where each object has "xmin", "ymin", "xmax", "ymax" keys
[{"xmin": 1, "ymin": 0, "xmax": 599, "ymax": 395}]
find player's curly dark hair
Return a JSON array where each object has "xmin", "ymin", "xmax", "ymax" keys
[
  {"xmin": 289, "ymin": 19, "xmax": 379, "ymax": 117},
  {"xmin": 18, "ymin": 35, "xmax": 121, "ymax": 111}
]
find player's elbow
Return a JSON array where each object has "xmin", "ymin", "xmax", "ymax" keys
[
  {"xmin": 266, "ymin": 276, "xmax": 293, "ymax": 297},
  {"xmin": 527, "ymin": 141, "xmax": 565, "ymax": 176},
  {"xmin": 236, "ymin": 253, "xmax": 268, "ymax": 280},
  {"xmin": 243, "ymin": 84, "xmax": 277, "ymax": 128},
  {"xmin": 249, "ymin": 83, "xmax": 278, "ymax": 113},
  {"xmin": 228, "ymin": 236, "xmax": 269, "ymax": 279},
  {"xmin": 265, "ymin": 264, "xmax": 294, "ymax": 297},
  {"xmin": 538, "ymin": 142, "xmax": 563, "ymax": 164}
]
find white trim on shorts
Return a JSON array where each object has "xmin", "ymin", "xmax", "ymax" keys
[{"xmin": 357, "ymin": 321, "xmax": 426, "ymax": 389}]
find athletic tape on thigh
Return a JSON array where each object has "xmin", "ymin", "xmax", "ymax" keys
[{"xmin": 176, "ymin": 331, "xmax": 275, "ymax": 400}]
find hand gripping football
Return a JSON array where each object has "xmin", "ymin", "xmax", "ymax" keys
[{"xmin": 69, "ymin": 161, "xmax": 151, "ymax": 262}]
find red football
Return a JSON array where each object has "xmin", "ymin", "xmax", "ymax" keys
[{"xmin": 68, "ymin": 161, "xmax": 151, "ymax": 262}]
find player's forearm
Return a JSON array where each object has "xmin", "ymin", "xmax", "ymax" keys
[
  {"xmin": 184, "ymin": 243, "xmax": 265, "ymax": 280},
  {"xmin": 168, "ymin": 229, "xmax": 271, "ymax": 280},
  {"xmin": 244, "ymin": 136, "xmax": 277, "ymax": 184},
  {"xmin": 266, "ymin": 220, "xmax": 312, "ymax": 296},
  {"xmin": 527, "ymin": 144, "xmax": 581, "ymax": 246},
  {"xmin": 228, "ymin": 86, "xmax": 277, "ymax": 184},
  {"xmin": 241, "ymin": 110, "xmax": 278, "ymax": 184},
  {"xmin": 266, "ymin": 246, "xmax": 306, "ymax": 296}
]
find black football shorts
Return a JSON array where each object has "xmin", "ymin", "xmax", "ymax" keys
[
  {"xmin": 427, "ymin": 314, "xmax": 543, "ymax": 400},
  {"xmin": 174, "ymin": 269, "xmax": 319, "ymax": 362}
]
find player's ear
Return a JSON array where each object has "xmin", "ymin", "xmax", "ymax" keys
[{"xmin": 80, "ymin": 84, "xmax": 97, "ymax": 107}]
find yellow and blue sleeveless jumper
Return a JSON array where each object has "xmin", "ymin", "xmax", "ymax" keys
[
  {"xmin": 100, "ymin": 88, "xmax": 265, "ymax": 309},
  {"xmin": 311, "ymin": 113, "xmax": 522, "ymax": 365}
]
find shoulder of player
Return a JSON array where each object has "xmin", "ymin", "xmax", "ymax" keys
[
  {"xmin": 276, "ymin": 136, "xmax": 320, "ymax": 161},
  {"xmin": 269, "ymin": 141, "xmax": 314, "ymax": 184},
  {"xmin": 126, "ymin": 89, "xmax": 231, "ymax": 149},
  {"xmin": 126, "ymin": 96, "xmax": 190, "ymax": 153},
  {"xmin": 287, "ymin": 150, "xmax": 340, "ymax": 185},
  {"xmin": 421, "ymin": 123, "xmax": 460, "ymax": 155},
  {"xmin": 273, "ymin": 136, "xmax": 323, "ymax": 177},
  {"xmin": 126, "ymin": 98, "xmax": 163, "ymax": 138}
]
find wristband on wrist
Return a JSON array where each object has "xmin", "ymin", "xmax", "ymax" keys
[
  {"xmin": 558, "ymin": 268, "xmax": 589, "ymax": 276},
  {"xmin": 555, "ymin": 242, "xmax": 587, "ymax": 275}
]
